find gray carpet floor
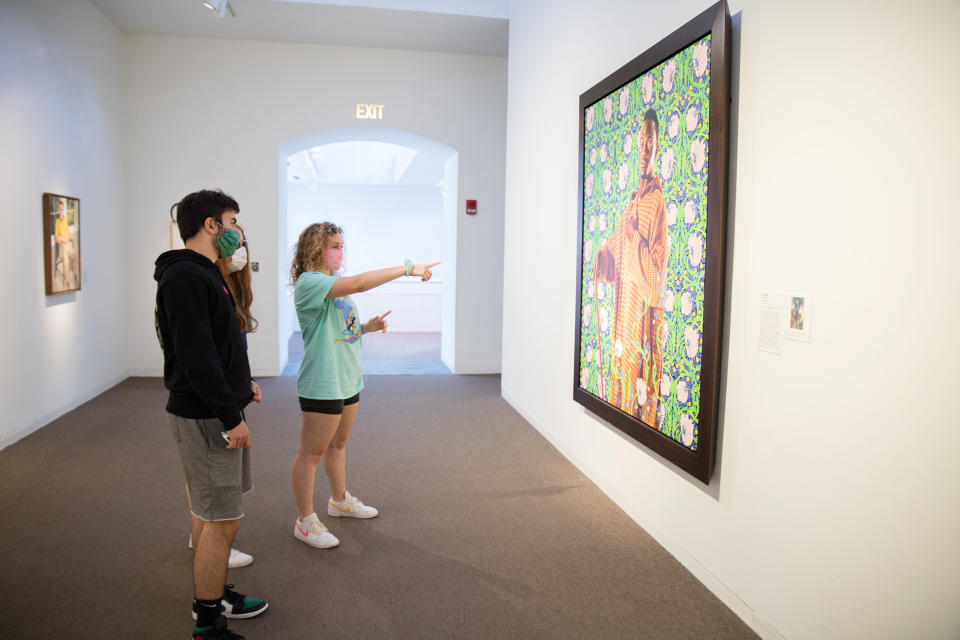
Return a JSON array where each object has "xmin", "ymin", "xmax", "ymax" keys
[{"xmin": 0, "ymin": 375, "xmax": 757, "ymax": 640}]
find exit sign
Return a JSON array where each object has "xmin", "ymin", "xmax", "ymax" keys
[{"xmin": 356, "ymin": 104, "xmax": 384, "ymax": 120}]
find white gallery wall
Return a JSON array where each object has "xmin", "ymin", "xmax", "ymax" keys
[
  {"xmin": 501, "ymin": 1, "xmax": 960, "ymax": 639},
  {"xmin": 124, "ymin": 36, "xmax": 506, "ymax": 376},
  {"xmin": 287, "ymin": 184, "xmax": 443, "ymax": 279},
  {"xmin": 286, "ymin": 182, "xmax": 444, "ymax": 334},
  {"xmin": 0, "ymin": 0, "xmax": 127, "ymax": 449}
]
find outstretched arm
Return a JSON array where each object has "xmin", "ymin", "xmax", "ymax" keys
[{"xmin": 327, "ymin": 262, "xmax": 439, "ymax": 298}]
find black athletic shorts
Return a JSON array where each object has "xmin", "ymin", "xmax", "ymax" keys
[{"xmin": 298, "ymin": 393, "xmax": 360, "ymax": 415}]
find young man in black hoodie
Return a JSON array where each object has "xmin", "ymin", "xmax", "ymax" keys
[{"xmin": 155, "ymin": 189, "xmax": 268, "ymax": 640}]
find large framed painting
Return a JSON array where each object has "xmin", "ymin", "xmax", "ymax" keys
[
  {"xmin": 574, "ymin": 1, "xmax": 731, "ymax": 483},
  {"xmin": 43, "ymin": 192, "xmax": 81, "ymax": 295}
]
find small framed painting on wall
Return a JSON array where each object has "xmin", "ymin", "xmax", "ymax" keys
[{"xmin": 43, "ymin": 192, "xmax": 81, "ymax": 295}]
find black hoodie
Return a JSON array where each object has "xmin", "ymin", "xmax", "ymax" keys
[{"xmin": 154, "ymin": 249, "xmax": 252, "ymax": 429}]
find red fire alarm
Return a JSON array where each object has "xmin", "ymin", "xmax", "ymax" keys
[{"xmin": 465, "ymin": 199, "xmax": 477, "ymax": 215}]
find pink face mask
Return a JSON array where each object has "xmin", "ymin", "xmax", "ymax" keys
[{"xmin": 324, "ymin": 248, "xmax": 343, "ymax": 272}]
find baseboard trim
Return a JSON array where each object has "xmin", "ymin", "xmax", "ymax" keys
[
  {"xmin": 0, "ymin": 372, "xmax": 130, "ymax": 452},
  {"xmin": 500, "ymin": 389, "xmax": 786, "ymax": 640},
  {"xmin": 129, "ymin": 368, "xmax": 281, "ymax": 378},
  {"xmin": 128, "ymin": 368, "xmax": 161, "ymax": 377}
]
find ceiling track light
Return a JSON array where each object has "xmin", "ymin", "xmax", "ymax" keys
[{"xmin": 202, "ymin": 0, "xmax": 236, "ymax": 18}]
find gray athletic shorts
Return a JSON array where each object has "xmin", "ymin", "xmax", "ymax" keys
[{"xmin": 167, "ymin": 412, "xmax": 252, "ymax": 521}]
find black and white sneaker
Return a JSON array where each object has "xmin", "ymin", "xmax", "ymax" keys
[{"xmin": 192, "ymin": 615, "xmax": 245, "ymax": 639}]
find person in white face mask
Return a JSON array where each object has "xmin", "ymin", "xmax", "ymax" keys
[{"xmin": 217, "ymin": 224, "xmax": 259, "ymax": 347}]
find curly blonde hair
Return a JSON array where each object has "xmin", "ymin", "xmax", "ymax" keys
[{"xmin": 290, "ymin": 221, "xmax": 342, "ymax": 285}]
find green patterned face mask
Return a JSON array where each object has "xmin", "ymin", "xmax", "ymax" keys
[{"xmin": 216, "ymin": 225, "xmax": 242, "ymax": 258}]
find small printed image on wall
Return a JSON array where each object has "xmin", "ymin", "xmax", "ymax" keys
[
  {"xmin": 43, "ymin": 193, "xmax": 81, "ymax": 295},
  {"xmin": 790, "ymin": 296, "xmax": 805, "ymax": 330}
]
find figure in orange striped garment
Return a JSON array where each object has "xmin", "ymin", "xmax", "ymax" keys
[{"xmin": 592, "ymin": 109, "xmax": 667, "ymax": 426}]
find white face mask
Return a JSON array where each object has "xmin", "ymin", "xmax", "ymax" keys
[{"xmin": 227, "ymin": 246, "xmax": 247, "ymax": 272}]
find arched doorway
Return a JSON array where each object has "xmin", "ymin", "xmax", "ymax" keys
[{"xmin": 277, "ymin": 128, "xmax": 458, "ymax": 375}]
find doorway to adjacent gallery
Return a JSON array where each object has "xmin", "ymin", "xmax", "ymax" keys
[{"xmin": 277, "ymin": 128, "xmax": 458, "ymax": 376}]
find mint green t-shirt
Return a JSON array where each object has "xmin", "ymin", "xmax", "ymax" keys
[{"xmin": 294, "ymin": 272, "xmax": 364, "ymax": 399}]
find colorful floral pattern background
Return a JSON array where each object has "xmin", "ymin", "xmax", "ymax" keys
[{"xmin": 579, "ymin": 36, "xmax": 711, "ymax": 450}]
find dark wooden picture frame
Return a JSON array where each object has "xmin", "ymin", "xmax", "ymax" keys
[
  {"xmin": 42, "ymin": 192, "xmax": 82, "ymax": 295},
  {"xmin": 573, "ymin": 1, "xmax": 731, "ymax": 483}
]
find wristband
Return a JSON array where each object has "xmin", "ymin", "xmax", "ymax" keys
[{"xmin": 404, "ymin": 258, "xmax": 414, "ymax": 276}]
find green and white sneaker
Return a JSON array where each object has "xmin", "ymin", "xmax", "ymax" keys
[
  {"xmin": 192, "ymin": 585, "xmax": 268, "ymax": 620},
  {"xmin": 328, "ymin": 491, "xmax": 379, "ymax": 519}
]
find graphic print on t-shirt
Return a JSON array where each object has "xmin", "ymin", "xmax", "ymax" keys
[{"xmin": 333, "ymin": 298, "xmax": 361, "ymax": 344}]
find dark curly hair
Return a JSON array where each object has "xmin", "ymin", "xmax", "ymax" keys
[{"xmin": 170, "ymin": 189, "xmax": 239, "ymax": 243}]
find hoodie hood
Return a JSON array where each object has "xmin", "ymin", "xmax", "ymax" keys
[{"xmin": 154, "ymin": 249, "xmax": 217, "ymax": 282}]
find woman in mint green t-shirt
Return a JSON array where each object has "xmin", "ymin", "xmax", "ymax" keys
[{"xmin": 288, "ymin": 221, "xmax": 439, "ymax": 549}]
